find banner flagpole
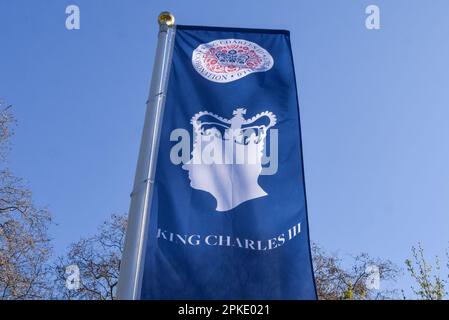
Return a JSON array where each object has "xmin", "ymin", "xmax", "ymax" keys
[{"xmin": 116, "ymin": 12, "xmax": 176, "ymax": 300}]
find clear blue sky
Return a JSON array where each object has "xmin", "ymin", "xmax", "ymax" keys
[{"xmin": 1, "ymin": 0, "xmax": 449, "ymax": 297}]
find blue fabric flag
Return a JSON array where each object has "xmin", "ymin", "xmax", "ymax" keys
[{"xmin": 140, "ymin": 25, "xmax": 317, "ymax": 300}]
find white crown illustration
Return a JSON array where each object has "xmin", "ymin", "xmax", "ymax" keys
[{"xmin": 191, "ymin": 108, "xmax": 277, "ymax": 147}]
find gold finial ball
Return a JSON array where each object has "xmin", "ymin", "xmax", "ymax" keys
[{"xmin": 158, "ymin": 12, "xmax": 175, "ymax": 27}]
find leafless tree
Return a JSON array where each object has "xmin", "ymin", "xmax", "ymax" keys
[
  {"xmin": 312, "ymin": 242, "xmax": 399, "ymax": 300},
  {"xmin": 0, "ymin": 101, "xmax": 53, "ymax": 299},
  {"xmin": 54, "ymin": 213, "xmax": 126, "ymax": 300}
]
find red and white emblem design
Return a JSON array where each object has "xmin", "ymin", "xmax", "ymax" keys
[{"xmin": 192, "ymin": 39, "xmax": 274, "ymax": 83}]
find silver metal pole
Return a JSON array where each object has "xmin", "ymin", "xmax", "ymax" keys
[{"xmin": 116, "ymin": 12, "xmax": 176, "ymax": 300}]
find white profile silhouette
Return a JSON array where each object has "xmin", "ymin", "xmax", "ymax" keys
[{"xmin": 182, "ymin": 108, "xmax": 276, "ymax": 212}]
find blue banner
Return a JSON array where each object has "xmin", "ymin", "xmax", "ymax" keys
[{"xmin": 140, "ymin": 25, "xmax": 316, "ymax": 299}]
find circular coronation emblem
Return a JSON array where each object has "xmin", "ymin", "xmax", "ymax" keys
[{"xmin": 192, "ymin": 39, "xmax": 274, "ymax": 83}]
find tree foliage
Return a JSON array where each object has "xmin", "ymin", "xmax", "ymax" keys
[
  {"xmin": 405, "ymin": 243, "xmax": 448, "ymax": 300},
  {"xmin": 54, "ymin": 213, "xmax": 126, "ymax": 300},
  {"xmin": 0, "ymin": 102, "xmax": 53, "ymax": 299},
  {"xmin": 312, "ymin": 242, "xmax": 399, "ymax": 300}
]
